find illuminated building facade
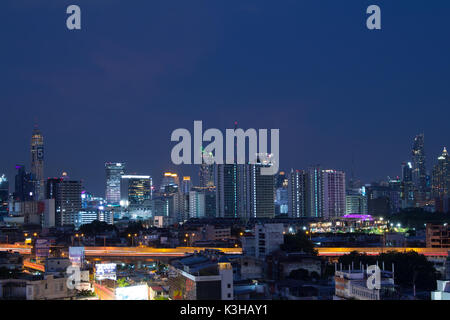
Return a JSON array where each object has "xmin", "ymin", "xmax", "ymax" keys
[
  {"xmin": 306, "ymin": 166, "xmax": 324, "ymax": 218},
  {"xmin": 181, "ymin": 176, "xmax": 192, "ymax": 194},
  {"xmin": 412, "ymin": 134, "xmax": 427, "ymax": 203},
  {"xmin": 47, "ymin": 177, "xmax": 82, "ymax": 226},
  {"xmin": 288, "ymin": 169, "xmax": 307, "ymax": 218},
  {"xmin": 246, "ymin": 163, "xmax": 275, "ymax": 219},
  {"xmin": 0, "ymin": 175, "xmax": 9, "ymax": 216},
  {"xmin": 121, "ymin": 175, "xmax": 152, "ymax": 206},
  {"xmin": 160, "ymin": 172, "xmax": 179, "ymax": 194},
  {"xmin": 105, "ymin": 162, "xmax": 125, "ymax": 205},
  {"xmin": 30, "ymin": 126, "xmax": 44, "ymax": 200},
  {"xmin": 401, "ymin": 161, "xmax": 415, "ymax": 208},
  {"xmin": 199, "ymin": 150, "xmax": 215, "ymax": 188},
  {"xmin": 432, "ymin": 147, "xmax": 449, "ymax": 201},
  {"xmin": 216, "ymin": 164, "xmax": 246, "ymax": 218}
]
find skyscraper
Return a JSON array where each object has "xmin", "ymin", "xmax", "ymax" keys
[
  {"xmin": 199, "ymin": 151, "xmax": 215, "ymax": 188},
  {"xmin": 121, "ymin": 175, "xmax": 152, "ymax": 206},
  {"xmin": 401, "ymin": 161, "xmax": 415, "ymax": 208},
  {"xmin": 322, "ymin": 170, "xmax": 346, "ymax": 219},
  {"xmin": 306, "ymin": 166, "xmax": 324, "ymax": 218},
  {"xmin": 181, "ymin": 176, "xmax": 192, "ymax": 194},
  {"xmin": 432, "ymin": 147, "xmax": 449, "ymax": 201},
  {"xmin": 14, "ymin": 165, "xmax": 34, "ymax": 202},
  {"xmin": 412, "ymin": 134, "xmax": 427, "ymax": 202},
  {"xmin": 160, "ymin": 172, "xmax": 179, "ymax": 194},
  {"xmin": 105, "ymin": 162, "xmax": 125, "ymax": 205},
  {"xmin": 288, "ymin": 169, "xmax": 307, "ymax": 218},
  {"xmin": 0, "ymin": 174, "xmax": 9, "ymax": 216},
  {"xmin": 30, "ymin": 126, "xmax": 44, "ymax": 200},
  {"xmin": 47, "ymin": 177, "xmax": 82, "ymax": 226},
  {"xmin": 216, "ymin": 164, "xmax": 247, "ymax": 218},
  {"xmin": 246, "ymin": 162, "xmax": 275, "ymax": 219}
]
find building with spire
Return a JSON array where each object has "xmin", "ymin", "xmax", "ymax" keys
[{"xmin": 31, "ymin": 126, "xmax": 44, "ymax": 200}]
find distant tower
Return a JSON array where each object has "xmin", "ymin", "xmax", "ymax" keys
[
  {"xmin": 432, "ymin": 147, "xmax": 449, "ymax": 200},
  {"xmin": 105, "ymin": 162, "xmax": 125, "ymax": 205},
  {"xmin": 31, "ymin": 126, "xmax": 44, "ymax": 200},
  {"xmin": 199, "ymin": 149, "xmax": 215, "ymax": 188},
  {"xmin": 412, "ymin": 134, "xmax": 427, "ymax": 203}
]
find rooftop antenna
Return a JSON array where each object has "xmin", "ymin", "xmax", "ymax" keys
[
  {"xmin": 334, "ymin": 262, "xmax": 337, "ymax": 272},
  {"xmin": 351, "ymin": 261, "xmax": 354, "ymax": 271},
  {"xmin": 382, "ymin": 261, "xmax": 385, "ymax": 270}
]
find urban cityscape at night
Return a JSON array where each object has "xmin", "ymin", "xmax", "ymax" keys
[{"xmin": 0, "ymin": 0, "xmax": 449, "ymax": 313}]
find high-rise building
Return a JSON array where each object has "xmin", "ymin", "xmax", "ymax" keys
[
  {"xmin": 216, "ymin": 164, "xmax": 246, "ymax": 218},
  {"xmin": 306, "ymin": 166, "xmax": 324, "ymax": 218},
  {"xmin": 47, "ymin": 177, "xmax": 82, "ymax": 226},
  {"xmin": 322, "ymin": 170, "xmax": 346, "ymax": 219},
  {"xmin": 160, "ymin": 172, "xmax": 179, "ymax": 194},
  {"xmin": 199, "ymin": 151, "xmax": 215, "ymax": 188},
  {"xmin": 288, "ymin": 169, "xmax": 307, "ymax": 218},
  {"xmin": 30, "ymin": 126, "xmax": 44, "ymax": 200},
  {"xmin": 412, "ymin": 134, "xmax": 427, "ymax": 202},
  {"xmin": 14, "ymin": 165, "xmax": 34, "ymax": 202},
  {"xmin": 0, "ymin": 174, "xmax": 9, "ymax": 216},
  {"xmin": 189, "ymin": 190, "xmax": 205, "ymax": 218},
  {"xmin": 346, "ymin": 188, "xmax": 368, "ymax": 215},
  {"xmin": 121, "ymin": 175, "xmax": 152, "ymax": 206},
  {"xmin": 432, "ymin": 147, "xmax": 449, "ymax": 210},
  {"xmin": 401, "ymin": 161, "xmax": 415, "ymax": 208},
  {"xmin": 246, "ymin": 162, "xmax": 275, "ymax": 219},
  {"xmin": 181, "ymin": 176, "xmax": 192, "ymax": 194},
  {"xmin": 105, "ymin": 162, "xmax": 125, "ymax": 205}
]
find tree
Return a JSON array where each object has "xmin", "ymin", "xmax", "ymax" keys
[
  {"xmin": 289, "ymin": 268, "xmax": 310, "ymax": 280},
  {"xmin": 281, "ymin": 232, "xmax": 318, "ymax": 255}
]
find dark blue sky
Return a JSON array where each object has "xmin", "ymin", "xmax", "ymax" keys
[{"xmin": 1, "ymin": 0, "xmax": 449, "ymax": 196}]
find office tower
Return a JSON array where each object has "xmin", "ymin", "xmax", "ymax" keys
[
  {"xmin": 412, "ymin": 134, "xmax": 427, "ymax": 202},
  {"xmin": 216, "ymin": 164, "xmax": 248, "ymax": 218},
  {"xmin": 306, "ymin": 166, "xmax": 324, "ymax": 218},
  {"xmin": 323, "ymin": 170, "xmax": 346, "ymax": 219},
  {"xmin": 275, "ymin": 187, "xmax": 288, "ymax": 215},
  {"xmin": 30, "ymin": 126, "xmax": 44, "ymax": 200},
  {"xmin": 288, "ymin": 169, "xmax": 307, "ymax": 218},
  {"xmin": 346, "ymin": 188, "xmax": 368, "ymax": 215},
  {"xmin": 432, "ymin": 147, "xmax": 449, "ymax": 207},
  {"xmin": 204, "ymin": 188, "xmax": 216, "ymax": 218},
  {"xmin": 401, "ymin": 161, "xmax": 415, "ymax": 208},
  {"xmin": 181, "ymin": 176, "xmax": 192, "ymax": 194},
  {"xmin": 199, "ymin": 150, "xmax": 215, "ymax": 188},
  {"xmin": 365, "ymin": 183, "xmax": 391, "ymax": 216},
  {"xmin": 0, "ymin": 174, "xmax": 8, "ymax": 215},
  {"xmin": 275, "ymin": 171, "xmax": 288, "ymax": 189},
  {"xmin": 14, "ymin": 165, "xmax": 34, "ymax": 201},
  {"xmin": 121, "ymin": 175, "xmax": 152, "ymax": 206},
  {"xmin": 47, "ymin": 177, "xmax": 82, "ymax": 226},
  {"xmin": 160, "ymin": 172, "xmax": 179, "ymax": 193},
  {"xmin": 105, "ymin": 162, "xmax": 125, "ymax": 205},
  {"xmin": 246, "ymin": 162, "xmax": 275, "ymax": 219},
  {"xmin": 189, "ymin": 190, "xmax": 205, "ymax": 218},
  {"xmin": 388, "ymin": 177, "xmax": 402, "ymax": 213}
]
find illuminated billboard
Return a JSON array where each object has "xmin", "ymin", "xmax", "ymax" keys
[
  {"xmin": 95, "ymin": 263, "xmax": 117, "ymax": 281},
  {"xmin": 69, "ymin": 246, "xmax": 85, "ymax": 267},
  {"xmin": 115, "ymin": 284, "xmax": 149, "ymax": 300}
]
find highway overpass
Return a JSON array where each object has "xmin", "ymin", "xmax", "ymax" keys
[{"xmin": 1, "ymin": 244, "xmax": 448, "ymax": 259}]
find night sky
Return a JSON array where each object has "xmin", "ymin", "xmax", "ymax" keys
[{"xmin": 1, "ymin": 0, "xmax": 449, "ymax": 196}]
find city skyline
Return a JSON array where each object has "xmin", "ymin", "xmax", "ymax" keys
[
  {"xmin": 0, "ymin": 126, "xmax": 448, "ymax": 198},
  {"xmin": 1, "ymin": 1, "xmax": 450, "ymax": 196}
]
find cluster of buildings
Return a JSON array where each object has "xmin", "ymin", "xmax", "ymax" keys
[{"xmin": 0, "ymin": 128, "xmax": 448, "ymax": 232}]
